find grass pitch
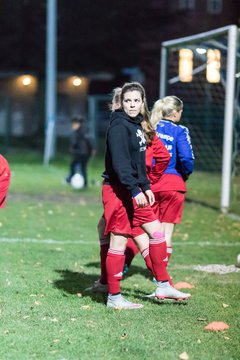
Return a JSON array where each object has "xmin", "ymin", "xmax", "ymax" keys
[{"xmin": 0, "ymin": 151, "xmax": 239, "ymax": 360}]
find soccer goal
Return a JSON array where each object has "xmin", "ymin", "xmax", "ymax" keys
[{"xmin": 160, "ymin": 25, "xmax": 240, "ymax": 214}]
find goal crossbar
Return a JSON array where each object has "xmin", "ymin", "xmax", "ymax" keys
[{"xmin": 160, "ymin": 25, "xmax": 239, "ymax": 213}]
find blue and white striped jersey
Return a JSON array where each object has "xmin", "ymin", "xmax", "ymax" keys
[{"xmin": 155, "ymin": 119, "xmax": 194, "ymax": 178}]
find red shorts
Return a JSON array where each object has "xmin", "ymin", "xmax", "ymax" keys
[
  {"xmin": 152, "ymin": 190, "xmax": 185, "ymax": 224},
  {"xmin": 131, "ymin": 226, "xmax": 146, "ymax": 238},
  {"xmin": 0, "ymin": 155, "xmax": 11, "ymax": 208},
  {"xmin": 102, "ymin": 184, "xmax": 157, "ymax": 236}
]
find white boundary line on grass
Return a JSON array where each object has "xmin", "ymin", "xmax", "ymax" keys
[
  {"xmin": 0, "ymin": 237, "xmax": 90, "ymax": 245},
  {"xmin": 0, "ymin": 237, "xmax": 239, "ymax": 247}
]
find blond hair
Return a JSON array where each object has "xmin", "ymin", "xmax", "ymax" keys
[
  {"xmin": 151, "ymin": 96, "xmax": 183, "ymax": 129},
  {"xmin": 109, "ymin": 87, "xmax": 122, "ymax": 111}
]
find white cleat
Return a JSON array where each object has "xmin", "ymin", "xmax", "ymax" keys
[
  {"xmin": 84, "ymin": 280, "xmax": 108, "ymax": 293},
  {"xmin": 155, "ymin": 283, "xmax": 191, "ymax": 301},
  {"xmin": 145, "ymin": 292, "xmax": 156, "ymax": 298},
  {"xmin": 107, "ymin": 294, "xmax": 143, "ymax": 309}
]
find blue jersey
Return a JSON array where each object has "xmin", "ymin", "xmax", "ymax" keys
[{"xmin": 155, "ymin": 119, "xmax": 194, "ymax": 178}]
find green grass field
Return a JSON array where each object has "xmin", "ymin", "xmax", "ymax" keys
[{"xmin": 0, "ymin": 151, "xmax": 240, "ymax": 360}]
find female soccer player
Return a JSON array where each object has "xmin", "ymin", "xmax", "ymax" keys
[
  {"xmin": 101, "ymin": 83, "xmax": 191, "ymax": 309},
  {"xmin": 150, "ymin": 95, "xmax": 195, "ymax": 279},
  {"xmin": 87, "ymin": 109, "xmax": 171, "ymax": 293},
  {"xmin": 110, "ymin": 95, "xmax": 195, "ymax": 286}
]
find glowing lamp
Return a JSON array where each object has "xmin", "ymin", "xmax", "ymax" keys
[
  {"xmin": 72, "ymin": 77, "xmax": 82, "ymax": 86},
  {"xmin": 22, "ymin": 76, "xmax": 32, "ymax": 86},
  {"xmin": 179, "ymin": 49, "xmax": 193, "ymax": 82},
  {"xmin": 206, "ymin": 49, "xmax": 221, "ymax": 83}
]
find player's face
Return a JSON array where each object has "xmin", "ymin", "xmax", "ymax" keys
[
  {"xmin": 72, "ymin": 122, "xmax": 81, "ymax": 130},
  {"xmin": 122, "ymin": 90, "xmax": 143, "ymax": 118}
]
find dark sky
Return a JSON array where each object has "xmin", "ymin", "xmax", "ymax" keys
[
  {"xmin": 0, "ymin": 0, "xmax": 152, "ymax": 73},
  {"xmin": 0, "ymin": 0, "xmax": 239, "ymax": 98}
]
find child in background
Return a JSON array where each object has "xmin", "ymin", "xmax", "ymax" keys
[{"xmin": 66, "ymin": 115, "xmax": 95, "ymax": 188}]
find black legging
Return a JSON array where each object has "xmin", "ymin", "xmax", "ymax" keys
[{"xmin": 70, "ymin": 155, "xmax": 90, "ymax": 187}]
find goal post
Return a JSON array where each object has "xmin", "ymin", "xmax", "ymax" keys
[
  {"xmin": 160, "ymin": 25, "xmax": 240, "ymax": 214},
  {"xmin": 221, "ymin": 26, "xmax": 238, "ymax": 213}
]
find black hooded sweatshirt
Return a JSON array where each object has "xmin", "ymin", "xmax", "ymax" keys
[{"xmin": 103, "ymin": 110, "xmax": 150, "ymax": 197}]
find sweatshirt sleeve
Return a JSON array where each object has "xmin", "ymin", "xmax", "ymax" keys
[
  {"xmin": 107, "ymin": 124, "xmax": 147, "ymax": 197},
  {"xmin": 176, "ymin": 126, "xmax": 195, "ymax": 175},
  {"xmin": 148, "ymin": 137, "xmax": 170, "ymax": 184}
]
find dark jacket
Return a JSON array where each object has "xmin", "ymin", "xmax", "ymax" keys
[
  {"xmin": 103, "ymin": 110, "xmax": 150, "ymax": 197},
  {"xmin": 70, "ymin": 126, "xmax": 93, "ymax": 158}
]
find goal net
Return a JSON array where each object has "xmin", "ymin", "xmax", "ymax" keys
[{"xmin": 160, "ymin": 25, "xmax": 240, "ymax": 214}]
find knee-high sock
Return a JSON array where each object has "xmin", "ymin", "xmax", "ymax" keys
[
  {"xmin": 141, "ymin": 247, "xmax": 153, "ymax": 273},
  {"xmin": 125, "ymin": 238, "xmax": 139, "ymax": 267},
  {"xmin": 165, "ymin": 246, "xmax": 173, "ymax": 285},
  {"xmin": 106, "ymin": 248, "xmax": 125, "ymax": 294},
  {"xmin": 99, "ymin": 239, "xmax": 109, "ymax": 284},
  {"xmin": 149, "ymin": 231, "xmax": 169, "ymax": 281}
]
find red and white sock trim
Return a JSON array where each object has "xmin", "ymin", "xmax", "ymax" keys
[
  {"xmin": 149, "ymin": 238, "xmax": 166, "ymax": 245},
  {"xmin": 141, "ymin": 248, "xmax": 149, "ymax": 259},
  {"xmin": 108, "ymin": 248, "xmax": 125, "ymax": 256}
]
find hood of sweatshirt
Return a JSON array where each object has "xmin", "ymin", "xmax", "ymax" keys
[{"xmin": 110, "ymin": 109, "xmax": 143, "ymax": 126}]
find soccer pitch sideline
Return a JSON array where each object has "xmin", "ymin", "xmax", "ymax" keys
[{"xmin": 0, "ymin": 155, "xmax": 239, "ymax": 359}]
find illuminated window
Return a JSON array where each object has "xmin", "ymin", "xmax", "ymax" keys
[
  {"xmin": 206, "ymin": 49, "xmax": 221, "ymax": 83},
  {"xmin": 179, "ymin": 0, "xmax": 195, "ymax": 9},
  {"xmin": 179, "ymin": 49, "xmax": 193, "ymax": 82},
  {"xmin": 207, "ymin": 0, "xmax": 222, "ymax": 14}
]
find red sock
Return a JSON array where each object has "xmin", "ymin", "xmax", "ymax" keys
[
  {"xmin": 99, "ymin": 239, "xmax": 109, "ymax": 284},
  {"xmin": 162, "ymin": 246, "xmax": 172, "ymax": 268},
  {"xmin": 149, "ymin": 231, "xmax": 169, "ymax": 281},
  {"xmin": 141, "ymin": 247, "xmax": 153, "ymax": 273},
  {"xmin": 106, "ymin": 248, "xmax": 125, "ymax": 294},
  {"xmin": 166, "ymin": 246, "xmax": 173, "ymax": 285},
  {"xmin": 125, "ymin": 238, "xmax": 139, "ymax": 267}
]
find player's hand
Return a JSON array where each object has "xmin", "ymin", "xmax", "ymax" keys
[
  {"xmin": 134, "ymin": 192, "xmax": 148, "ymax": 207},
  {"xmin": 145, "ymin": 190, "xmax": 155, "ymax": 206}
]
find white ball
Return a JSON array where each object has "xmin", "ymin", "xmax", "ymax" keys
[{"xmin": 70, "ymin": 173, "xmax": 84, "ymax": 190}]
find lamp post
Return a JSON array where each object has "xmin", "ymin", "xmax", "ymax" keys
[{"xmin": 43, "ymin": 0, "xmax": 57, "ymax": 165}]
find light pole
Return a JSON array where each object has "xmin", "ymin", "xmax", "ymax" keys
[{"xmin": 43, "ymin": 0, "xmax": 57, "ymax": 165}]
